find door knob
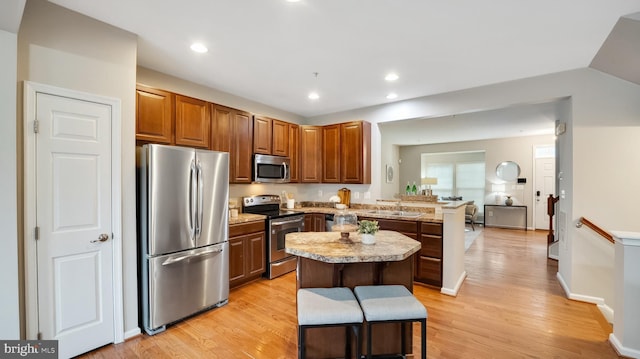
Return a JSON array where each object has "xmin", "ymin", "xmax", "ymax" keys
[{"xmin": 91, "ymin": 233, "xmax": 110, "ymax": 243}]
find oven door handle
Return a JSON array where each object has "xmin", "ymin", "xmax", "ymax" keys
[{"xmin": 271, "ymin": 217, "xmax": 303, "ymax": 226}]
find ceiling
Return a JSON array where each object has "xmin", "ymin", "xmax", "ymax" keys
[{"xmin": 40, "ymin": 0, "xmax": 640, "ymax": 118}]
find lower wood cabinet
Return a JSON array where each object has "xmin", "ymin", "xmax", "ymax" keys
[
  {"xmin": 303, "ymin": 213, "xmax": 325, "ymax": 232},
  {"xmin": 229, "ymin": 221, "xmax": 266, "ymax": 289},
  {"xmin": 416, "ymin": 222, "xmax": 443, "ymax": 287}
]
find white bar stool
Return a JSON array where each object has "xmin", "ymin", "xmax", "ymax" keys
[
  {"xmin": 297, "ymin": 287, "xmax": 363, "ymax": 359},
  {"xmin": 354, "ymin": 285, "xmax": 428, "ymax": 359}
]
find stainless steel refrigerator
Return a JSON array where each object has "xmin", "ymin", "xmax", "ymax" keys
[{"xmin": 137, "ymin": 144, "xmax": 229, "ymax": 335}]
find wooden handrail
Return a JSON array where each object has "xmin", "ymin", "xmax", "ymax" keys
[{"xmin": 577, "ymin": 217, "xmax": 615, "ymax": 244}]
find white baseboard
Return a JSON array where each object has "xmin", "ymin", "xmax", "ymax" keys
[
  {"xmin": 556, "ymin": 272, "xmax": 613, "ymax": 323},
  {"xmin": 441, "ymin": 271, "xmax": 467, "ymax": 297},
  {"xmin": 610, "ymin": 333, "xmax": 640, "ymax": 358},
  {"xmin": 124, "ymin": 327, "xmax": 141, "ymax": 340}
]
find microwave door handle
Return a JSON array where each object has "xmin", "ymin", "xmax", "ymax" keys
[{"xmin": 282, "ymin": 161, "xmax": 288, "ymax": 181}]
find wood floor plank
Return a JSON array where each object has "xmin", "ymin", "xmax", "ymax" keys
[{"xmin": 80, "ymin": 227, "xmax": 621, "ymax": 358}]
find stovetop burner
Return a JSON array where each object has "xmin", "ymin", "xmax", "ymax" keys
[{"xmin": 242, "ymin": 195, "xmax": 302, "ymax": 219}]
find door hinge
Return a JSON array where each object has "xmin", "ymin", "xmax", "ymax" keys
[
  {"xmin": 34, "ymin": 226, "xmax": 40, "ymax": 240},
  {"xmin": 33, "ymin": 120, "xmax": 40, "ymax": 134},
  {"xmin": 37, "ymin": 332, "xmax": 42, "ymax": 340}
]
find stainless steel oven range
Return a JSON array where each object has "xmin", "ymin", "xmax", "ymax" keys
[{"xmin": 242, "ymin": 195, "xmax": 304, "ymax": 279}]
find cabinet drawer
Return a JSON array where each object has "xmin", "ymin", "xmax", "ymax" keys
[
  {"xmin": 376, "ymin": 219, "xmax": 418, "ymax": 234},
  {"xmin": 421, "ymin": 222, "xmax": 442, "ymax": 235},
  {"xmin": 419, "ymin": 235, "xmax": 442, "ymax": 258},
  {"xmin": 417, "ymin": 256, "xmax": 442, "ymax": 286},
  {"xmin": 229, "ymin": 221, "xmax": 265, "ymax": 237}
]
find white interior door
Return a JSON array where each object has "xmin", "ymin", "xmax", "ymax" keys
[
  {"xmin": 35, "ymin": 92, "xmax": 115, "ymax": 358},
  {"xmin": 534, "ymin": 157, "xmax": 556, "ymax": 229}
]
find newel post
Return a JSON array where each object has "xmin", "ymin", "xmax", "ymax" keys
[{"xmin": 609, "ymin": 231, "xmax": 640, "ymax": 358}]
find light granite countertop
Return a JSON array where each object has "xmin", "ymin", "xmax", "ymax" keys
[
  {"xmin": 285, "ymin": 230, "xmax": 420, "ymax": 263},
  {"xmin": 229, "ymin": 213, "xmax": 265, "ymax": 225}
]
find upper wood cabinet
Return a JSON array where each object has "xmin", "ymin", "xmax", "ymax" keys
[
  {"xmin": 211, "ymin": 104, "xmax": 253, "ymax": 183},
  {"xmin": 300, "ymin": 126, "xmax": 322, "ymax": 183},
  {"xmin": 341, "ymin": 121, "xmax": 371, "ymax": 184},
  {"xmin": 136, "ymin": 85, "xmax": 174, "ymax": 144},
  {"xmin": 272, "ymin": 120, "xmax": 290, "ymax": 157},
  {"xmin": 253, "ymin": 116, "xmax": 272, "ymax": 154},
  {"xmin": 175, "ymin": 95, "xmax": 210, "ymax": 148},
  {"xmin": 288, "ymin": 123, "xmax": 300, "ymax": 183},
  {"xmin": 318, "ymin": 121, "xmax": 371, "ymax": 184},
  {"xmin": 211, "ymin": 104, "xmax": 232, "ymax": 153},
  {"xmin": 231, "ymin": 110, "xmax": 254, "ymax": 183},
  {"xmin": 322, "ymin": 124, "xmax": 341, "ymax": 183},
  {"xmin": 253, "ymin": 117, "xmax": 290, "ymax": 157}
]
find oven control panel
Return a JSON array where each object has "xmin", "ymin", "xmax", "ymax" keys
[{"xmin": 243, "ymin": 195, "xmax": 281, "ymax": 207}]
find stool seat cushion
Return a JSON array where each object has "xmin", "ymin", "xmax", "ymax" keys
[
  {"xmin": 354, "ymin": 285, "xmax": 427, "ymax": 322},
  {"xmin": 297, "ymin": 287, "xmax": 364, "ymax": 326}
]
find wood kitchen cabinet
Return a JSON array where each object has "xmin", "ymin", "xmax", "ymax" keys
[
  {"xmin": 253, "ymin": 116, "xmax": 290, "ymax": 157},
  {"xmin": 341, "ymin": 121, "xmax": 371, "ymax": 184},
  {"xmin": 231, "ymin": 110, "xmax": 254, "ymax": 183},
  {"xmin": 211, "ymin": 104, "xmax": 253, "ymax": 183},
  {"xmin": 253, "ymin": 116, "xmax": 272, "ymax": 154},
  {"xmin": 288, "ymin": 123, "xmax": 300, "ymax": 182},
  {"xmin": 136, "ymin": 85, "xmax": 174, "ymax": 144},
  {"xmin": 229, "ymin": 221, "xmax": 266, "ymax": 289},
  {"xmin": 300, "ymin": 125, "xmax": 322, "ymax": 183},
  {"xmin": 322, "ymin": 124, "xmax": 341, "ymax": 183},
  {"xmin": 174, "ymin": 94, "xmax": 210, "ymax": 148},
  {"xmin": 272, "ymin": 119, "xmax": 289, "ymax": 157},
  {"xmin": 319, "ymin": 121, "xmax": 371, "ymax": 184},
  {"xmin": 415, "ymin": 222, "xmax": 443, "ymax": 287},
  {"xmin": 303, "ymin": 214, "xmax": 326, "ymax": 232}
]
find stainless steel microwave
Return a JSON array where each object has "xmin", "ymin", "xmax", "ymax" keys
[{"xmin": 253, "ymin": 154, "xmax": 290, "ymax": 183}]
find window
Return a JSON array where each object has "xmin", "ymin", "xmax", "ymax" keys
[{"xmin": 422, "ymin": 151, "xmax": 485, "ymax": 209}]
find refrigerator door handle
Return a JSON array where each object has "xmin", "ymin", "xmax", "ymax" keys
[
  {"xmin": 189, "ymin": 159, "xmax": 197, "ymax": 242},
  {"xmin": 196, "ymin": 161, "xmax": 204, "ymax": 240},
  {"xmin": 161, "ymin": 247, "xmax": 224, "ymax": 266}
]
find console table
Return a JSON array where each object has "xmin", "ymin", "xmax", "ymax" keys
[{"xmin": 484, "ymin": 204, "xmax": 527, "ymax": 230}]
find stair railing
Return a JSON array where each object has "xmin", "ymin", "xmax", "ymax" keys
[{"xmin": 576, "ymin": 217, "xmax": 615, "ymax": 244}]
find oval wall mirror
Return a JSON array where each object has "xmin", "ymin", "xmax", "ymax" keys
[{"xmin": 496, "ymin": 161, "xmax": 520, "ymax": 181}]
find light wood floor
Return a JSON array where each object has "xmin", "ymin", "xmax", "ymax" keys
[{"xmin": 81, "ymin": 227, "xmax": 620, "ymax": 358}]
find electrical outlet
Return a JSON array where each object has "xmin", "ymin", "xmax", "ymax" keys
[
  {"xmin": 364, "ymin": 192, "xmax": 371, "ymax": 199},
  {"xmin": 353, "ymin": 192, "xmax": 360, "ymax": 199},
  {"xmin": 317, "ymin": 190, "xmax": 323, "ymax": 198}
]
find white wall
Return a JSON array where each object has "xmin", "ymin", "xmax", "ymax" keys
[
  {"xmin": 308, "ymin": 68, "xmax": 640, "ymax": 311},
  {"xmin": 0, "ymin": 28, "xmax": 21, "ymax": 340},
  {"xmin": 17, "ymin": 0, "xmax": 140, "ymax": 337},
  {"xmin": 398, "ymin": 134, "xmax": 556, "ymax": 226}
]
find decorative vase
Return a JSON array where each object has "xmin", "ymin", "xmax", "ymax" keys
[
  {"xmin": 361, "ymin": 233, "xmax": 376, "ymax": 245},
  {"xmin": 505, "ymin": 196, "xmax": 513, "ymax": 206}
]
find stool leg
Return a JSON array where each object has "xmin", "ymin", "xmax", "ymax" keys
[
  {"xmin": 401, "ymin": 322, "xmax": 406, "ymax": 356},
  {"xmin": 354, "ymin": 325, "xmax": 362, "ymax": 359},
  {"xmin": 298, "ymin": 325, "xmax": 304, "ymax": 359},
  {"xmin": 421, "ymin": 319, "xmax": 427, "ymax": 359},
  {"xmin": 345, "ymin": 326, "xmax": 351, "ymax": 359},
  {"xmin": 367, "ymin": 322, "xmax": 373, "ymax": 359}
]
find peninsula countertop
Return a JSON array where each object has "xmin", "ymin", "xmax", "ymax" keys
[{"xmin": 285, "ymin": 230, "xmax": 420, "ymax": 263}]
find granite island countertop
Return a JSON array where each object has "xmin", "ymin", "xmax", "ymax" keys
[{"xmin": 285, "ymin": 230, "xmax": 420, "ymax": 263}]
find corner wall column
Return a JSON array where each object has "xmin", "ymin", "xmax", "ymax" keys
[{"xmin": 609, "ymin": 231, "xmax": 640, "ymax": 358}]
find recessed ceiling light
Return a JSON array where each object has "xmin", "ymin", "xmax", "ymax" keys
[
  {"xmin": 386, "ymin": 93, "xmax": 398, "ymax": 100},
  {"xmin": 385, "ymin": 73, "xmax": 399, "ymax": 82},
  {"xmin": 190, "ymin": 43, "xmax": 208, "ymax": 53},
  {"xmin": 308, "ymin": 92, "xmax": 320, "ymax": 100}
]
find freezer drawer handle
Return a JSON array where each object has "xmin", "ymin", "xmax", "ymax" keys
[{"xmin": 161, "ymin": 247, "xmax": 224, "ymax": 266}]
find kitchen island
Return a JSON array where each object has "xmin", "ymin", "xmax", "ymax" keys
[{"xmin": 286, "ymin": 230, "xmax": 420, "ymax": 358}]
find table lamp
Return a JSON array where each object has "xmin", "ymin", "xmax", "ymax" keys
[{"xmin": 421, "ymin": 177, "xmax": 438, "ymax": 196}]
